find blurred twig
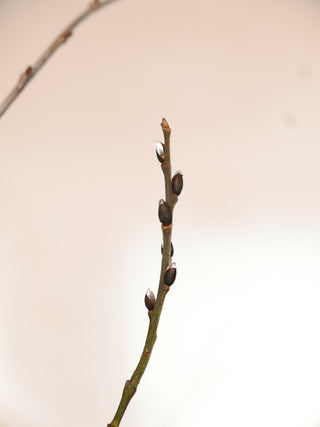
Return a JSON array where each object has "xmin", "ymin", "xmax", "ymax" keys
[{"xmin": 0, "ymin": 0, "xmax": 119, "ymax": 119}]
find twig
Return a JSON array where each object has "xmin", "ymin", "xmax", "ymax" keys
[
  {"xmin": 107, "ymin": 118, "xmax": 183, "ymax": 427},
  {"xmin": 0, "ymin": 0, "xmax": 119, "ymax": 119}
]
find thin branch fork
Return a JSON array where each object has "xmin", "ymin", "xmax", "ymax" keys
[
  {"xmin": 107, "ymin": 118, "xmax": 182, "ymax": 427},
  {"xmin": 0, "ymin": 0, "xmax": 119, "ymax": 119}
]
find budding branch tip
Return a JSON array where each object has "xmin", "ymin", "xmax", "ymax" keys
[{"xmin": 161, "ymin": 118, "xmax": 170, "ymax": 132}]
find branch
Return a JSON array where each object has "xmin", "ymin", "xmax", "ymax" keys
[
  {"xmin": 0, "ymin": 0, "xmax": 119, "ymax": 120},
  {"xmin": 107, "ymin": 118, "xmax": 183, "ymax": 427}
]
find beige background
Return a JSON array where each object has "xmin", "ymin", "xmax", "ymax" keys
[{"xmin": 1, "ymin": 0, "xmax": 320, "ymax": 426}]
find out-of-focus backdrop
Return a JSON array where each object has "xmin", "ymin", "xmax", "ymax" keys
[{"xmin": 0, "ymin": 1, "xmax": 320, "ymax": 426}]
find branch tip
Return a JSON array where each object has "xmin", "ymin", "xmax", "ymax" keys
[{"xmin": 161, "ymin": 117, "xmax": 171, "ymax": 132}]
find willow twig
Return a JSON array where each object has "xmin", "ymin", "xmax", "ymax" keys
[
  {"xmin": 0, "ymin": 0, "xmax": 119, "ymax": 119},
  {"xmin": 107, "ymin": 118, "xmax": 183, "ymax": 427}
]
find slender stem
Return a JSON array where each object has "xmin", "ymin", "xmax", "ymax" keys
[
  {"xmin": 161, "ymin": 118, "xmax": 178, "ymax": 212},
  {"xmin": 161, "ymin": 119, "xmax": 172, "ymax": 205},
  {"xmin": 107, "ymin": 118, "xmax": 179, "ymax": 427},
  {"xmin": 0, "ymin": 0, "xmax": 120, "ymax": 119}
]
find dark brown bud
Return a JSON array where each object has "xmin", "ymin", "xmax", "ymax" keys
[
  {"xmin": 164, "ymin": 262, "xmax": 176, "ymax": 286},
  {"xmin": 171, "ymin": 172, "xmax": 183, "ymax": 196},
  {"xmin": 158, "ymin": 199, "xmax": 172, "ymax": 226},
  {"xmin": 144, "ymin": 288, "xmax": 156, "ymax": 311},
  {"xmin": 161, "ymin": 241, "xmax": 174, "ymax": 257},
  {"xmin": 156, "ymin": 142, "xmax": 165, "ymax": 163}
]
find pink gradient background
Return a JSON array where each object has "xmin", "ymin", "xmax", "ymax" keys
[{"xmin": 0, "ymin": 1, "xmax": 320, "ymax": 426}]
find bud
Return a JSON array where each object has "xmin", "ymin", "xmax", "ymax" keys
[
  {"xmin": 144, "ymin": 288, "xmax": 156, "ymax": 311},
  {"xmin": 158, "ymin": 199, "xmax": 172, "ymax": 226},
  {"xmin": 156, "ymin": 142, "xmax": 165, "ymax": 163},
  {"xmin": 161, "ymin": 241, "xmax": 174, "ymax": 257},
  {"xmin": 161, "ymin": 118, "xmax": 170, "ymax": 132},
  {"xmin": 171, "ymin": 172, "xmax": 183, "ymax": 196},
  {"xmin": 164, "ymin": 262, "xmax": 176, "ymax": 286}
]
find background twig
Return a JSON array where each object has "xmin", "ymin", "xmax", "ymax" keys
[
  {"xmin": 0, "ymin": 0, "xmax": 119, "ymax": 119},
  {"xmin": 107, "ymin": 118, "xmax": 182, "ymax": 427}
]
